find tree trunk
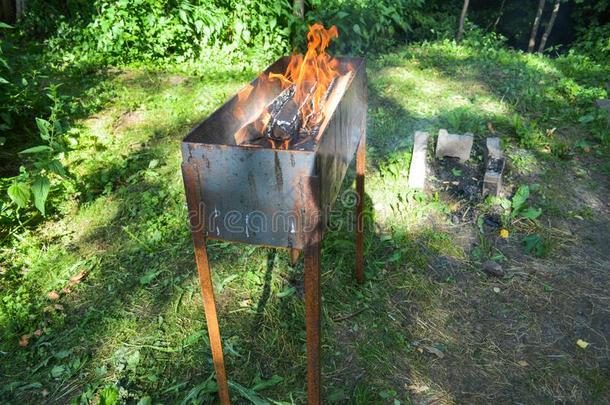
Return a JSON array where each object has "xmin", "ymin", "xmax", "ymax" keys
[
  {"xmin": 15, "ymin": 0, "xmax": 25, "ymax": 19},
  {"xmin": 527, "ymin": 0, "xmax": 546, "ymax": 53},
  {"xmin": 492, "ymin": 0, "xmax": 507, "ymax": 32},
  {"xmin": 293, "ymin": 0, "xmax": 304, "ymax": 19},
  {"xmin": 537, "ymin": 0, "xmax": 560, "ymax": 53},
  {"xmin": 456, "ymin": 0, "xmax": 470, "ymax": 42}
]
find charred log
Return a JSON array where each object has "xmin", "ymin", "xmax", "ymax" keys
[{"xmin": 234, "ymin": 76, "xmax": 339, "ymax": 149}]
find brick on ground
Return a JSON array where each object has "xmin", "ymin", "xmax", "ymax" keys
[{"xmin": 435, "ymin": 129, "xmax": 473, "ymax": 163}]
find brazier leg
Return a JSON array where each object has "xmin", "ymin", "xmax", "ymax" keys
[
  {"xmin": 193, "ymin": 237, "xmax": 231, "ymax": 405},
  {"xmin": 182, "ymin": 163, "xmax": 230, "ymax": 404},
  {"xmin": 290, "ymin": 248, "xmax": 301, "ymax": 266},
  {"xmin": 355, "ymin": 134, "xmax": 366, "ymax": 284},
  {"xmin": 304, "ymin": 241, "xmax": 321, "ymax": 405}
]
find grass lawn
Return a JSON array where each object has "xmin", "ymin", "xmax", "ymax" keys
[{"xmin": 1, "ymin": 40, "xmax": 609, "ymax": 404}]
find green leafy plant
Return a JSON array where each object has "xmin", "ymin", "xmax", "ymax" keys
[
  {"xmin": 509, "ymin": 114, "xmax": 547, "ymax": 150},
  {"xmin": 48, "ymin": 0, "xmax": 295, "ymax": 64},
  {"xmin": 307, "ymin": 0, "xmax": 425, "ymax": 54},
  {"xmin": 381, "ymin": 150, "xmax": 411, "ymax": 180},
  {"xmin": 98, "ymin": 385, "xmax": 120, "ymax": 405},
  {"xmin": 510, "ymin": 185, "xmax": 542, "ymax": 220},
  {"xmin": 6, "ymin": 86, "xmax": 71, "ymax": 217}
]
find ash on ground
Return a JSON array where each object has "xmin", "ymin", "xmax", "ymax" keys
[{"xmin": 429, "ymin": 156, "xmax": 484, "ymax": 203}]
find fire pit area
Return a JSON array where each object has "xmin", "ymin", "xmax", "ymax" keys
[{"xmin": 181, "ymin": 25, "xmax": 367, "ymax": 404}]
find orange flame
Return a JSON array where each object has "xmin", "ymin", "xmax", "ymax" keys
[{"xmin": 269, "ymin": 23, "xmax": 340, "ymax": 131}]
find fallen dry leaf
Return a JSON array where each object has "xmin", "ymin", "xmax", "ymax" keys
[
  {"xmin": 517, "ymin": 360, "xmax": 529, "ymax": 367},
  {"xmin": 34, "ymin": 329, "xmax": 43, "ymax": 337},
  {"xmin": 47, "ymin": 291, "xmax": 60, "ymax": 300},
  {"xmin": 69, "ymin": 271, "xmax": 86, "ymax": 285},
  {"xmin": 19, "ymin": 334, "xmax": 30, "ymax": 347},
  {"xmin": 61, "ymin": 287, "xmax": 72, "ymax": 294},
  {"xmin": 576, "ymin": 339, "xmax": 589, "ymax": 349}
]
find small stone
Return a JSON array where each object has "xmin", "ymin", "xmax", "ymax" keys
[
  {"xmin": 435, "ymin": 129, "xmax": 473, "ymax": 163},
  {"xmin": 493, "ymin": 287, "xmax": 501, "ymax": 293},
  {"xmin": 408, "ymin": 131, "xmax": 429, "ymax": 190},
  {"xmin": 482, "ymin": 260, "xmax": 504, "ymax": 277}
]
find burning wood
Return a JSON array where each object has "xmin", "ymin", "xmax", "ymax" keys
[{"xmin": 233, "ymin": 24, "xmax": 343, "ymax": 150}]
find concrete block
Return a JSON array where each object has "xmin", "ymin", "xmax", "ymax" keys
[
  {"xmin": 482, "ymin": 137, "xmax": 505, "ymax": 197},
  {"xmin": 408, "ymin": 131, "xmax": 429, "ymax": 190},
  {"xmin": 435, "ymin": 129, "xmax": 473, "ymax": 163},
  {"xmin": 486, "ymin": 137, "xmax": 502, "ymax": 160}
]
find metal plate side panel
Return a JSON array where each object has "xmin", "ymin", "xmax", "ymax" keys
[
  {"xmin": 182, "ymin": 143, "xmax": 317, "ymax": 249},
  {"xmin": 316, "ymin": 59, "xmax": 367, "ymax": 217}
]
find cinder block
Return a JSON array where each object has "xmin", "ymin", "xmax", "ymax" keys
[
  {"xmin": 408, "ymin": 131, "xmax": 429, "ymax": 190},
  {"xmin": 486, "ymin": 137, "xmax": 501, "ymax": 160},
  {"xmin": 435, "ymin": 129, "xmax": 473, "ymax": 163},
  {"xmin": 482, "ymin": 137, "xmax": 505, "ymax": 197}
]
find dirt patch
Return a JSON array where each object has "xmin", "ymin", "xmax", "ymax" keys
[
  {"xmin": 429, "ymin": 155, "xmax": 484, "ymax": 203},
  {"xmin": 416, "ymin": 150, "xmax": 610, "ymax": 403},
  {"xmin": 166, "ymin": 75, "xmax": 187, "ymax": 86},
  {"xmin": 114, "ymin": 110, "xmax": 146, "ymax": 130}
]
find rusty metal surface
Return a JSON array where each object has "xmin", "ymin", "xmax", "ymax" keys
[
  {"xmin": 181, "ymin": 57, "xmax": 367, "ymax": 249},
  {"xmin": 181, "ymin": 164, "xmax": 231, "ymax": 404},
  {"xmin": 316, "ymin": 58, "xmax": 367, "ymax": 222}
]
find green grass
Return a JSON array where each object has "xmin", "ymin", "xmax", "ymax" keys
[{"xmin": 1, "ymin": 38, "xmax": 610, "ymax": 404}]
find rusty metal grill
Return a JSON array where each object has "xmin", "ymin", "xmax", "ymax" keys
[{"xmin": 181, "ymin": 56, "xmax": 367, "ymax": 404}]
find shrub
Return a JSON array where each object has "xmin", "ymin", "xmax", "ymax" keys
[
  {"xmin": 572, "ymin": 23, "xmax": 610, "ymax": 64},
  {"xmin": 305, "ymin": 0, "xmax": 425, "ymax": 54},
  {"xmin": 38, "ymin": 0, "xmax": 431, "ymax": 64},
  {"xmin": 48, "ymin": 0, "xmax": 295, "ymax": 64}
]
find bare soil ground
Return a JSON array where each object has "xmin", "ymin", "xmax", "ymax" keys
[{"xmin": 405, "ymin": 149, "xmax": 610, "ymax": 404}]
